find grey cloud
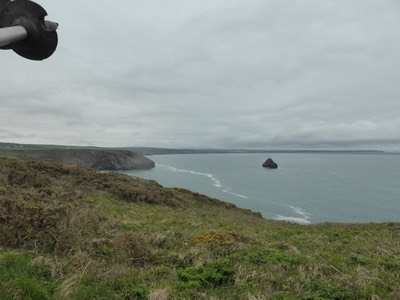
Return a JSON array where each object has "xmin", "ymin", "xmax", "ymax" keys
[
  {"xmin": 0, "ymin": 128, "xmax": 37, "ymax": 139},
  {"xmin": 0, "ymin": 0, "xmax": 399, "ymax": 149}
]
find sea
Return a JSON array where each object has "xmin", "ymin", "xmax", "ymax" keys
[{"xmin": 119, "ymin": 153, "xmax": 400, "ymax": 224}]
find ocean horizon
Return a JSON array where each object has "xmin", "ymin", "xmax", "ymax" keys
[{"xmin": 120, "ymin": 152, "xmax": 400, "ymax": 224}]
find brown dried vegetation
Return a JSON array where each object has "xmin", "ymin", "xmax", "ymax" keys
[
  {"xmin": 0, "ymin": 159, "xmax": 158, "ymax": 261},
  {"xmin": 0, "ymin": 157, "xmax": 399, "ymax": 299},
  {"xmin": 0, "ymin": 157, "xmax": 246, "ymax": 256}
]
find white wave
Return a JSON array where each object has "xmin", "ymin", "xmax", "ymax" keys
[
  {"xmin": 274, "ymin": 205, "xmax": 312, "ymax": 224},
  {"xmin": 157, "ymin": 164, "xmax": 222, "ymax": 188},
  {"xmin": 222, "ymin": 189, "xmax": 249, "ymax": 199},
  {"xmin": 288, "ymin": 205, "xmax": 312, "ymax": 220},
  {"xmin": 274, "ymin": 215, "xmax": 311, "ymax": 225},
  {"xmin": 157, "ymin": 163, "xmax": 249, "ymax": 198}
]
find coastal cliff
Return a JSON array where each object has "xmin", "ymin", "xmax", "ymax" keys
[{"xmin": 0, "ymin": 146, "xmax": 154, "ymax": 170}]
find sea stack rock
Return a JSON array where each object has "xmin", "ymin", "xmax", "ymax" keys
[{"xmin": 262, "ymin": 158, "xmax": 278, "ymax": 169}]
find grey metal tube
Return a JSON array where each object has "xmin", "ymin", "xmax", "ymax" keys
[{"xmin": 0, "ymin": 25, "xmax": 28, "ymax": 47}]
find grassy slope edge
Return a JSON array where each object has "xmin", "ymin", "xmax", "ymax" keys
[{"xmin": 0, "ymin": 157, "xmax": 399, "ymax": 299}]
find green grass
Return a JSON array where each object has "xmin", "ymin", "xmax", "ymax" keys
[
  {"xmin": 0, "ymin": 252, "xmax": 57, "ymax": 300},
  {"xmin": 0, "ymin": 156, "xmax": 399, "ymax": 299},
  {"xmin": 90, "ymin": 196, "xmax": 400, "ymax": 299}
]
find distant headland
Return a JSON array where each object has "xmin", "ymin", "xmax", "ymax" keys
[
  {"xmin": 0, "ymin": 142, "xmax": 387, "ymax": 170},
  {"xmin": 125, "ymin": 147, "xmax": 385, "ymax": 156}
]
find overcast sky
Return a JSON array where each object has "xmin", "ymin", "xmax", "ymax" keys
[{"xmin": 1, "ymin": 0, "xmax": 400, "ymax": 150}]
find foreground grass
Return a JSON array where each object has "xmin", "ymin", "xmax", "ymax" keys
[{"xmin": 0, "ymin": 157, "xmax": 399, "ymax": 299}]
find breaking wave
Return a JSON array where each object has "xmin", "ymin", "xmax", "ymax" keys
[
  {"xmin": 222, "ymin": 189, "xmax": 249, "ymax": 199},
  {"xmin": 274, "ymin": 205, "xmax": 312, "ymax": 224},
  {"xmin": 157, "ymin": 164, "xmax": 249, "ymax": 199}
]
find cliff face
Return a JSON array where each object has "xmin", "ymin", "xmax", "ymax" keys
[
  {"xmin": 9, "ymin": 149, "xmax": 155, "ymax": 170},
  {"xmin": 88, "ymin": 150, "xmax": 155, "ymax": 170}
]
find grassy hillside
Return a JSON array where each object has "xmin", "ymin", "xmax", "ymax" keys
[{"xmin": 0, "ymin": 156, "xmax": 399, "ymax": 299}]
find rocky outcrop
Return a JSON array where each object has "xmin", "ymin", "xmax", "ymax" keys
[
  {"xmin": 262, "ymin": 158, "xmax": 278, "ymax": 169},
  {"xmin": 13, "ymin": 149, "xmax": 155, "ymax": 170}
]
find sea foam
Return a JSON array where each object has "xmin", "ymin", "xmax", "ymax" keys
[
  {"xmin": 274, "ymin": 205, "xmax": 312, "ymax": 224},
  {"xmin": 274, "ymin": 215, "xmax": 311, "ymax": 225},
  {"xmin": 158, "ymin": 164, "xmax": 222, "ymax": 188},
  {"xmin": 222, "ymin": 189, "xmax": 249, "ymax": 199},
  {"xmin": 158, "ymin": 164, "xmax": 249, "ymax": 199}
]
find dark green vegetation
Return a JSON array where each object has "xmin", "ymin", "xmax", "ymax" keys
[{"xmin": 0, "ymin": 156, "xmax": 399, "ymax": 299}]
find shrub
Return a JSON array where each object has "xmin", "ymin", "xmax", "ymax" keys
[
  {"xmin": 121, "ymin": 284, "xmax": 149, "ymax": 300},
  {"xmin": 0, "ymin": 189, "xmax": 120, "ymax": 253},
  {"xmin": 177, "ymin": 259, "xmax": 234, "ymax": 289},
  {"xmin": 193, "ymin": 231, "xmax": 238, "ymax": 246},
  {"xmin": 242, "ymin": 245, "xmax": 308, "ymax": 267}
]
